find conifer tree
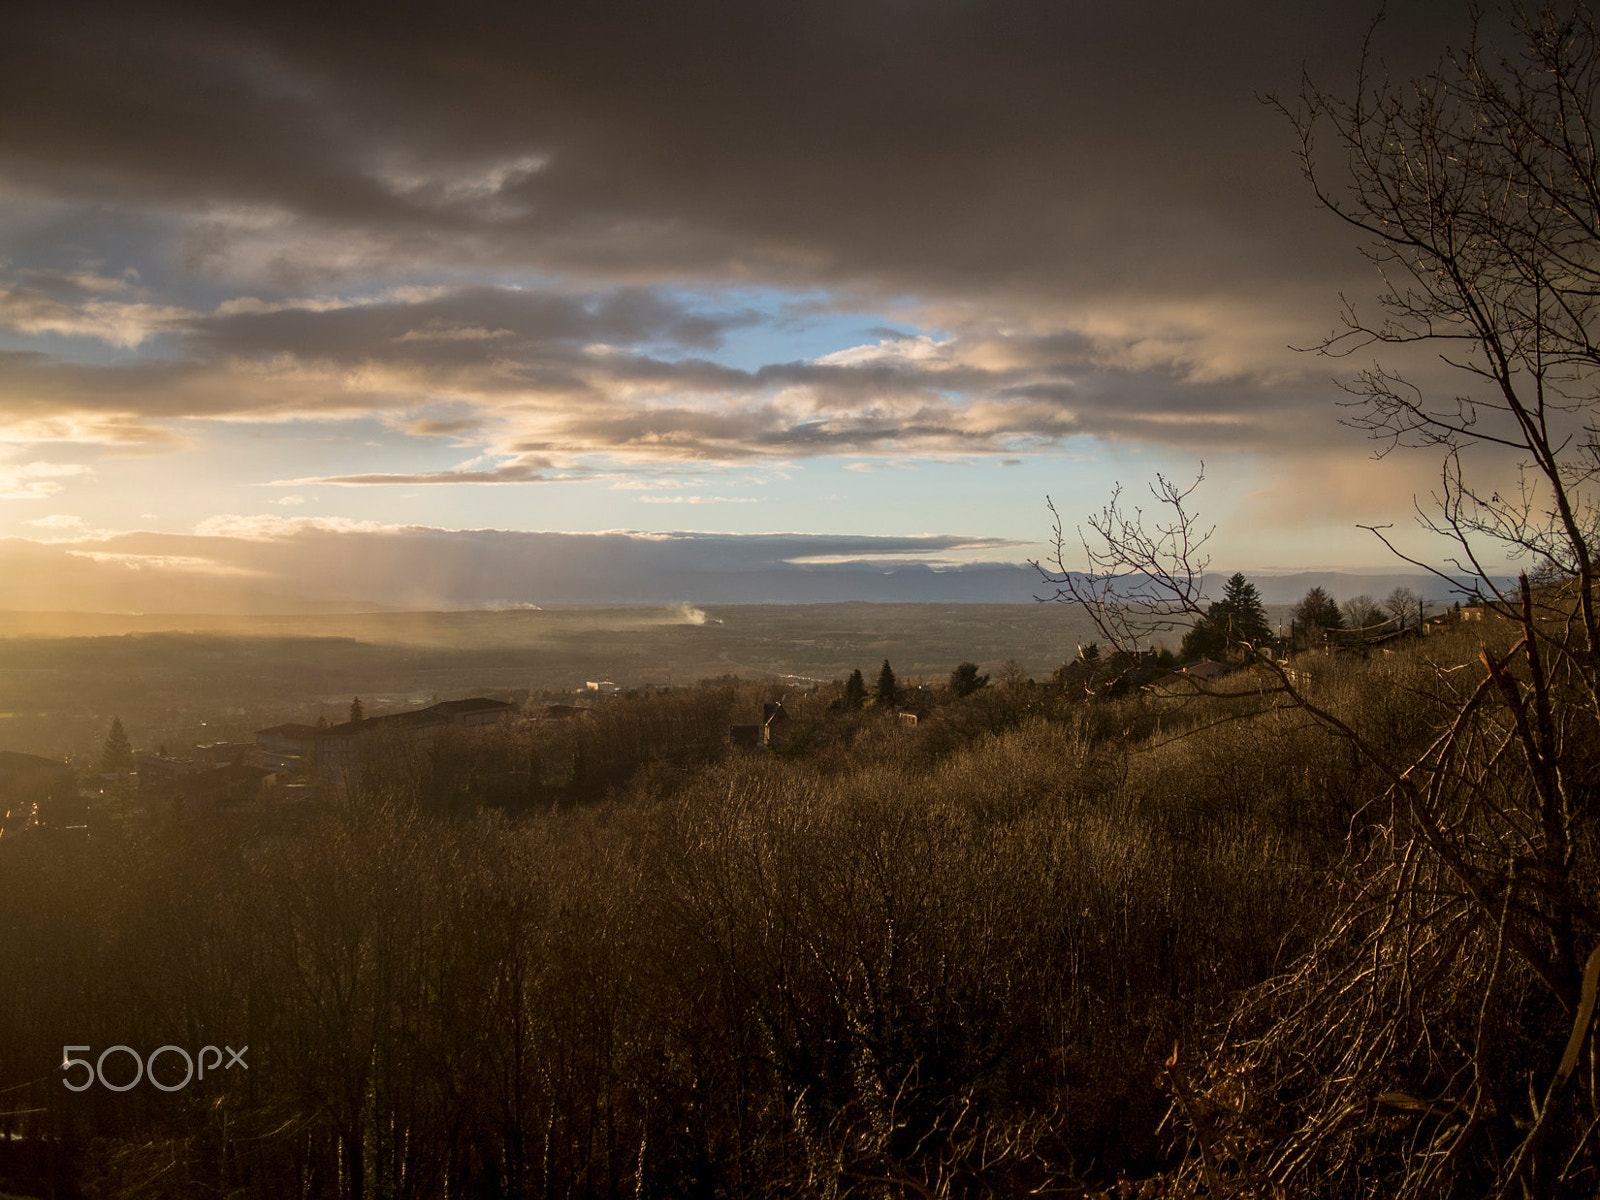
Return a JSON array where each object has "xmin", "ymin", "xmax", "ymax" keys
[
  {"xmin": 1180, "ymin": 572, "xmax": 1272, "ymax": 660},
  {"xmin": 1291, "ymin": 585, "xmax": 1344, "ymax": 647},
  {"xmin": 949, "ymin": 661, "xmax": 989, "ymax": 697},
  {"xmin": 843, "ymin": 668, "xmax": 867, "ymax": 710},
  {"xmin": 1217, "ymin": 572, "xmax": 1271, "ymax": 645},
  {"xmin": 875, "ymin": 659, "xmax": 898, "ymax": 708},
  {"xmin": 100, "ymin": 717, "xmax": 133, "ymax": 774},
  {"xmin": 350, "ymin": 696, "xmax": 365, "ymax": 723}
]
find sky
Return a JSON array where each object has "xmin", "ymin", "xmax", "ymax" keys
[{"xmin": 0, "ymin": 0, "xmax": 1507, "ymax": 609}]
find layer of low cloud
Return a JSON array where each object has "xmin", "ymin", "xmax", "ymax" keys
[
  {"xmin": 0, "ymin": 460, "xmax": 91, "ymax": 499},
  {"xmin": 0, "ymin": 521, "xmax": 1028, "ymax": 610},
  {"xmin": 0, "ymin": 280, "xmax": 1357, "ymax": 467}
]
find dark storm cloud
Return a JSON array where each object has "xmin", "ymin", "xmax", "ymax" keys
[
  {"xmin": 0, "ymin": 0, "xmax": 1472, "ymax": 300},
  {"xmin": 0, "ymin": 0, "xmax": 1487, "ymax": 478},
  {"xmin": 193, "ymin": 287, "xmax": 746, "ymax": 363}
]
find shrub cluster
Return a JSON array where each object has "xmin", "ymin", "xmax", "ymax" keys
[{"xmin": 0, "ymin": 663, "xmax": 1365, "ymax": 1198}]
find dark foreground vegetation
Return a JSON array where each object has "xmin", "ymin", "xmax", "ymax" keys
[{"xmin": 0, "ymin": 609, "xmax": 1556, "ymax": 1198}]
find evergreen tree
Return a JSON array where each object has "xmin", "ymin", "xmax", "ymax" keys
[
  {"xmin": 843, "ymin": 668, "xmax": 867, "ymax": 710},
  {"xmin": 1291, "ymin": 586, "xmax": 1344, "ymax": 647},
  {"xmin": 875, "ymin": 659, "xmax": 898, "ymax": 708},
  {"xmin": 100, "ymin": 717, "xmax": 133, "ymax": 774},
  {"xmin": 1181, "ymin": 573, "xmax": 1271, "ymax": 660},
  {"xmin": 1179, "ymin": 616, "xmax": 1225, "ymax": 662},
  {"xmin": 949, "ymin": 661, "xmax": 989, "ymax": 697},
  {"xmin": 1216, "ymin": 572, "xmax": 1271, "ymax": 645},
  {"xmin": 350, "ymin": 696, "xmax": 365, "ymax": 723}
]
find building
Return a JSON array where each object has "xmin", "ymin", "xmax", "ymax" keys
[
  {"xmin": 427, "ymin": 697, "xmax": 523, "ymax": 728},
  {"xmin": 134, "ymin": 751, "xmax": 212, "ymax": 790},
  {"xmin": 175, "ymin": 762, "xmax": 278, "ymax": 809},
  {"xmin": 305, "ymin": 697, "xmax": 520, "ymax": 786},
  {"xmin": 761, "ymin": 701, "xmax": 794, "ymax": 746},
  {"xmin": 255, "ymin": 723, "xmax": 320, "ymax": 774}
]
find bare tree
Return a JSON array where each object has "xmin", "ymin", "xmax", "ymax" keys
[
  {"xmin": 1383, "ymin": 584, "xmax": 1423, "ymax": 631},
  {"xmin": 1033, "ymin": 468, "xmax": 1215, "ymax": 655},
  {"xmin": 1340, "ymin": 592, "xmax": 1383, "ymax": 630},
  {"xmin": 1279, "ymin": 5, "xmax": 1600, "ymax": 708},
  {"xmin": 1041, "ymin": 9, "xmax": 1600, "ymax": 1195},
  {"xmin": 1233, "ymin": 11, "xmax": 1600, "ymax": 1195}
]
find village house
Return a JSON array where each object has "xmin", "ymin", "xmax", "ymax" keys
[
  {"xmin": 730, "ymin": 699, "xmax": 800, "ymax": 750},
  {"xmin": 761, "ymin": 701, "xmax": 794, "ymax": 746}
]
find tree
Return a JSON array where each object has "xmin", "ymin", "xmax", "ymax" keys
[
  {"xmin": 874, "ymin": 659, "xmax": 898, "ymax": 708},
  {"xmin": 100, "ymin": 717, "xmax": 133, "ymax": 775},
  {"xmin": 999, "ymin": 657, "xmax": 1029, "ymax": 688},
  {"xmin": 1036, "ymin": 16, "xmax": 1600, "ymax": 1188},
  {"xmin": 1215, "ymin": 573, "xmax": 1271, "ymax": 646},
  {"xmin": 1290, "ymin": 585, "xmax": 1344, "ymax": 647},
  {"xmin": 1177, "ymin": 615, "xmax": 1225, "ymax": 662},
  {"xmin": 843, "ymin": 668, "xmax": 866, "ymax": 710},
  {"xmin": 1282, "ymin": 8, "xmax": 1600, "ymax": 644},
  {"xmin": 1177, "ymin": 572, "xmax": 1272, "ymax": 660},
  {"xmin": 350, "ymin": 696, "xmax": 365, "ymax": 723},
  {"xmin": 1211, "ymin": 12, "xmax": 1600, "ymax": 1192},
  {"xmin": 949, "ymin": 661, "xmax": 989, "ymax": 697},
  {"xmin": 1383, "ymin": 585, "xmax": 1423, "ymax": 632},
  {"xmin": 1340, "ymin": 593, "xmax": 1382, "ymax": 631}
]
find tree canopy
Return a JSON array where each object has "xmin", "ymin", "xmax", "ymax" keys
[
  {"xmin": 1291, "ymin": 586, "xmax": 1343, "ymax": 646},
  {"xmin": 1340, "ymin": 593, "xmax": 1383, "ymax": 630},
  {"xmin": 100, "ymin": 717, "xmax": 132, "ymax": 774},
  {"xmin": 1180, "ymin": 572, "xmax": 1271, "ymax": 660},
  {"xmin": 874, "ymin": 659, "xmax": 898, "ymax": 708},
  {"xmin": 1384, "ymin": 587, "xmax": 1423, "ymax": 632},
  {"xmin": 843, "ymin": 668, "xmax": 866, "ymax": 710},
  {"xmin": 949, "ymin": 662, "xmax": 989, "ymax": 697}
]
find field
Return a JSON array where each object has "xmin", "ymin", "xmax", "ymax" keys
[{"xmin": 0, "ymin": 601, "xmax": 1245, "ymax": 759}]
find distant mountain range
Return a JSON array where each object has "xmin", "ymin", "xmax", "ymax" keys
[
  {"xmin": 551, "ymin": 563, "xmax": 1479, "ymax": 606},
  {"xmin": 0, "ymin": 528, "xmax": 1090, "ymax": 614},
  {"xmin": 0, "ymin": 525, "xmax": 1483, "ymax": 612}
]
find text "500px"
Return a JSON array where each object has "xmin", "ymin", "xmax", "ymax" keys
[{"xmin": 61, "ymin": 1044, "xmax": 248, "ymax": 1092}]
